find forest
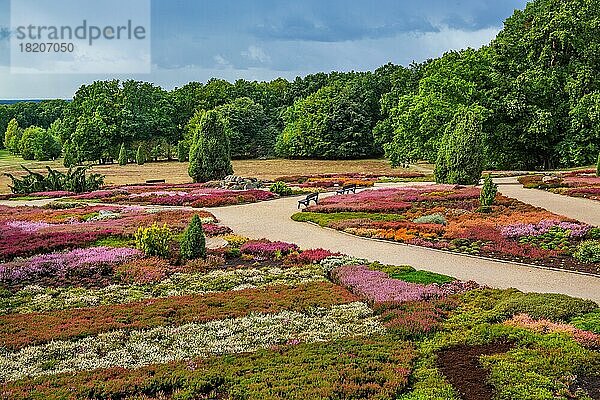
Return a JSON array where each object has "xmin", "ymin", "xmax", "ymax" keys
[{"xmin": 1, "ymin": 0, "xmax": 599, "ymax": 171}]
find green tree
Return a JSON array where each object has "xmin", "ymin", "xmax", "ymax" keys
[
  {"xmin": 188, "ymin": 110, "xmax": 233, "ymax": 183},
  {"xmin": 19, "ymin": 126, "xmax": 45, "ymax": 160},
  {"xmin": 383, "ymin": 49, "xmax": 491, "ymax": 166},
  {"xmin": 276, "ymin": 74, "xmax": 382, "ymax": 159},
  {"xmin": 136, "ymin": 145, "xmax": 145, "ymax": 165},
  {"xmin": 4, "ymin": 118, "xmax": 21, "ymax": 154},
  {"xmin": 69, "ymin": 112, "xmax": 111, "ymax": 165},
  {"xmin": 118, "ymin": 143, "xmax": 127, "ymax": 166},
  {"xmin": 180, "ymin": 214, "xmax": 206, "ymax": 260},
  {"xmin": 435, "ymin": 106, "xmax": 486, "ymax": 185},
  {"xmin": 34, "ymin": 128, "xmax": 61, "ymax": 161},
  {"xmin": 217, "ymin": 97, "xmax": 275, "ymax": 158}
]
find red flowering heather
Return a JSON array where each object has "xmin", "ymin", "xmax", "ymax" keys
[
  {"xmin": 240, "ymin": 240, "xmax": 300, "ymax": 258},
  {"xmin": 285, "ymin": 248, "xmax": 341, "ymax": 265}
]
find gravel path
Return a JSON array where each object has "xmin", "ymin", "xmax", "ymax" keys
[
  {"xmin": 2, "ymin": 180, "xmax": 600, "ymax": 302},
  {"xmin": 211, "ymin": 184, "xmax": 600, "ymax": 303},
  {"xmin": 495, "ymin": 177, "xmax": 600, "ymax": 226}
]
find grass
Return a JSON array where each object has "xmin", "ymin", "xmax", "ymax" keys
[
  {"xmin": 291, "ymin": 212, "xmax": 406, "ymax": 227},
  {"xmin": 0, "ymin": 151, "xmax": 433, "ymax": 194},
  {"xmin": 376, "ymin": 264, "xmax": 455, "ymax": 285}
]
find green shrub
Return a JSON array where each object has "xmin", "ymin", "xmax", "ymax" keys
[
  {"xmin": 479, "ymin": 174, "xmax": 497, "ymax": 211},
  {"xmin": 412, "ymin": 213, "xmax": 447, "ymax": 225},
  {"xmin": 269, "ymin": 181, "xmax": 293, "ymax": 196},
  {"xmin": 571, "ymin": 310, "xmax": 600, "ymax": 334},
  {"xmin": 4, "ymin": 165, "xmax": 104, "ymax": 195},
  {"xmin": 574, "ymin": 240, "xmax": 600, "ymax": 263},
  {"xmin": 180, "ymin": 215, "xmax": 206, "ymax": 260},
  {"xmin": 177, "ymin": 140, "xmax": 189, "ymax": 162},
  {"xmin": 136, "ymin": 145, "xmax": 145, "ymax": 165},
  {"xmin": 497, "ymin": 292, "xmax": 597, "ymax": 322},
  {"xmin": 188, "ymin": 109, "xmax": 233, "ymax": 183},
  {"xmin": 588, "ymin": 228, "xmax": 600, "ymax": 240},
  {"xmin": 118, "ymin": 143, "xmax": 127, "ymax": 166},
  {"xmin": 135, "ymin": 223, "xmax": 172, "ymax": 258}
]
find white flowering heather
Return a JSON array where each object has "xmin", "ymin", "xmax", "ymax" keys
[
  {"xmin": 0, "ymin": 302, "xmax": 382, "ymax": 382},
  {"xmin": 320, "ymin": 256, "xmax": 369, "ymax": 274},
  {"xmin": 0, "ymin": 265, "xmax": 327, "ymax": 315}
]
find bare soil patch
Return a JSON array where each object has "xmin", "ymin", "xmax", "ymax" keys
[{"xmin": 436, "ymin": 342, "xmax": 514, "ymax": 400}]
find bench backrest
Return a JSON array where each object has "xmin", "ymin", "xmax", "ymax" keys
[
  {"xmin": 307, "ymin": 192, "xmax": 319, "ymax": 200},
  {"xmin": 343, "ymin": 184, "xmax": 356, "ymax": 190}
]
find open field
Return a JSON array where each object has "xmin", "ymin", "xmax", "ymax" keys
[{"xmin": 0, "ymin": 151, "xmax": 433, "ymax": 194}]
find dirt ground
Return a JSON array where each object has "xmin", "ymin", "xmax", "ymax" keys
[
  {"xmin": 436, "ymin": 342, "xmax": 514, "ymax": 400},
  {"xmin": 0, "ymin": 152, "xmax": 433, "ymax": 193}
]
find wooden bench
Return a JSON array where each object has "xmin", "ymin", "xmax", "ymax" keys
[
  {"xmin": 336, "ymin": 184, "xmax": 357, "ymax": 195},
  {"xmin": 298, "ymin": 192, "xmax": 319, "ymax": 209},
  {"xmin": 146, "ymin": 179, "xmax": 166, "ymax": 184}
]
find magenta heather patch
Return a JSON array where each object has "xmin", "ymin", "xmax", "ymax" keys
[{"xmin": 240, "ymin": 240, "xmax": 300, "ymax": 258}]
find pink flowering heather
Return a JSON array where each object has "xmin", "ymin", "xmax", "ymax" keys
[
  {"xmin": 501, "ymin": 219, "xmax": 591, "ymax": 238},
  {"xmin": 331, "ymin": 264, "xmax": 445, "ymax": 304},
  {"xmin": 5, "ymin": 220, "xmax": 53, "ymax": 233},
  {"xmin": 29, "ymin": 191, "xmax": 75, "ymax": 198},
  {"xmin": 240, "ymin": 240, "xmax": 300, "ymax": 258},
  {"xmin": 202, "ymin": 223, "xmax": 233, "ymax": 236},
  {"xmin": 307, "ymin": 185, "xmax": 481, "ymax": 214},
  {"xmin": 0, "ymin": 247, "xmax": 142, "ymax": 283},
  {"xmin": 505, "ymin": 314, "xmax": 600, "ymax": 349},
  {"xmin": 71, "ymin": 190, "xmax": 129, "ymax": 200}
]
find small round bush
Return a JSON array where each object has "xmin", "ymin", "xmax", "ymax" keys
[
  {"xmin": 412, "ymin": 213, "xmax": 447, "ymax": 225},
  {"xmin": 135, "ymin": 222, "xmax": 172, "ymax": 258},
  {"xmin": 270, "ymin": 181, "xmax": 293, "ymax": 196},
  {"xmin": 574, "ymin": 240, "xmax": 600, "ymax": 263}
]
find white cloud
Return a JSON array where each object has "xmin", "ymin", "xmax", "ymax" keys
[
  {"xmin": 241, "ymin": 45, "xmax": 271, "ymax": 63},
  {"xmin": 213, "ymin": 54, "xmax": 233, "ymax": 69}
]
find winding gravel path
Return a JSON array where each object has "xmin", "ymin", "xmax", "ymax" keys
[
  {"xmin": 495, "ymin": 177, "xmax": 600, "ymax": 226},
  {"xmin": 2, "ymin": 179, "xmax": 600, "ymax": 302},
  {"xmin": 210, "ymin": 183, "xmax": 600, "ymax": 303}
]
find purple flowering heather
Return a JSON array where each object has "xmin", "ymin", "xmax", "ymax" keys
[
  {"xmin": 501, "ymin": 219, "xmax": 591, "ymax": 238},
  {"xmin": 331, "ymin": 264, "xmax": 445, "ymax": 303},
  {"xmin": 0, "ymin": 247, "xmax": 142, "ymax": 283}
]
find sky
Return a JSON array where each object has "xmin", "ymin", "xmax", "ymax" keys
[{"xmin": 0, "ymin": 0, "xmax": 528, "ymax": 99}]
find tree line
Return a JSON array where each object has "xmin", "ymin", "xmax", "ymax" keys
[{"xmin": 2, "ymin": 0, "xmax": 598, "ymax": 173}]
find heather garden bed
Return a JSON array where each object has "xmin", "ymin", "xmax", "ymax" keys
[
  {"xmin": 519, "ymin": 169, "xmax": 600, "ymax": 201},
  {"xmin": 293, "ymin": 185, "xmax": 600, "ymax": 274},
  {"xmin": 0, "ymin": 181, "xmax": 279, "ymax": 208},
  {"xmin": 274, "ymin": 171, "xmax": 430, "ymax": 191},
  {"xmin": 1, "ymin": 200, "xmax": 599, "ymax": 399}
]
